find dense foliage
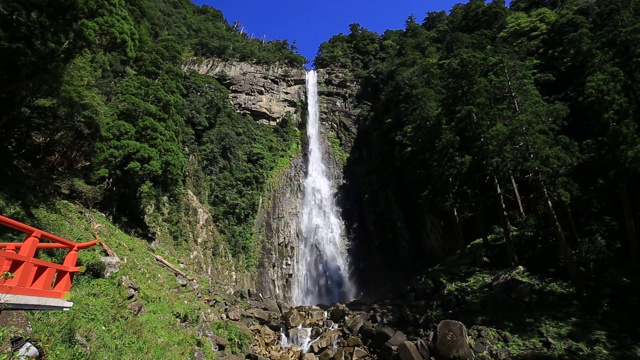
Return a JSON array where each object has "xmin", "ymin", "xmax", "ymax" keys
[
  {"xmin": 0, "ymin": 0, "xmax": 305, "ymax": 267},
  {"xmin": 318, "ymin": 0, "xmax": 640, "ymax": 307}
]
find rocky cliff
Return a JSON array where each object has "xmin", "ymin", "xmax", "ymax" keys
[
  {"xmin": 316, "ymin": 69, "xmax": 362, "ymax": 158},
  {"xmin": 183, "ymin": 58, "xmax": 307, "ymax": 125},
  {"xmin": 182, "ymin": 59, "xmax": 364, "ymax": 303}
]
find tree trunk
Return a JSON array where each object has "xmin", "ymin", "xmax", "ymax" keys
[
  {"xmin": 538, "ymin": 177, "xmax": 577, "ymax": 283},
  {"xmin": 503, "ymin": 63, "xmax": 521, "ymax": 113},
  {"xmin": 564, "ymin": 204, "xmax": 581, "ymax": 244},
  {"xmin": 494, "ymin": 174, "xmax": 518, "ymax": 265},
  {"xmin": 452, "ymin": 206, "xmax": 465, "ymax": 250},
  {"xmin": 476, "ymin": 215, "xmax": 491, "ymax": 250},
  {"xmin": 511, "ymin": 175, "xmax": 526, "ymax": 219},
  {"xmin": 618, "ymin": 181, "xmax": 639, "ymax": 260}
]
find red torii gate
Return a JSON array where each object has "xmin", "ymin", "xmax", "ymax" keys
[{"xmin": 0, "ymin": 215, "xmax": 97, "ymax": 310}]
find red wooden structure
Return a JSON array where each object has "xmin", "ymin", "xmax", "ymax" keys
[{"xmin": 0, "ymin": 215, "xmax": 97, "ymax": 310}]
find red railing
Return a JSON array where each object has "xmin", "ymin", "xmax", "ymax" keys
[{"xmin": 0, "ymin": 215, "xmax": 97, "ymax": 300}]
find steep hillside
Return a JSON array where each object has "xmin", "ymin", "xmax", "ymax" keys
[
  {"xmin": 0, "ymin": 0, "xmax": 306, "ymax": 271},
  {"xmin": 0, "ymin": 197, "xmax": 249, "ymax": 358}
]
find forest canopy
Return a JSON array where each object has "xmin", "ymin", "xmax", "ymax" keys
[
  {"xmin": 0, "ymin": 0, "xmax": 305, "ymax": 267},
  {"xmin": 318, "ymin": 0, "xmax": 640, "ymax": 293}
]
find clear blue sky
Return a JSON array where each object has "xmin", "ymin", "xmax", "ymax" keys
[{"xmin": 190, "ymin": 0, "xmax": 467, "ymax": 65}]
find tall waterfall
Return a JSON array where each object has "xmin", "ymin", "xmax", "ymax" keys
[{"xmin": 293, "ymin": 70, "xmax": 355, "ymax": 305}]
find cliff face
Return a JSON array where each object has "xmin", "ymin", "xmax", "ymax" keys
[
  {"xmin": 182, "ymin": 59, "xmax": 364, "ymax": 302},
  {"xmin": 250, "ymin": 69, "xmax": 364, "ymax": 303},
  {"xmin": 252, "ymin": 155, "xmax": 305, "ymax": 302},
  {"xmin": 316, "ymin": 69, "xmax": 361, "ymax": 157},
  {"xmin": 183, "ymin": 58, "xmax": 306, "ymax": 125}
]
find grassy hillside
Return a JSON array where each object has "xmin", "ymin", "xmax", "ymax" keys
[{"xmin": 0, "ymin": 199, "xmax": 246, "ymax": 359}]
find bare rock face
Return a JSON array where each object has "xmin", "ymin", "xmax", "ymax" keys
[
  {"xmin": 253, "ymin": 155, "xmax": 305, "ymax": 302},
  {"xmin": 316, "ymin": 69, "xmax": 362, "ymax": 156},
  {"xmin": 183, "ymin": 58, "xmax": 306, "ymax": 125}
]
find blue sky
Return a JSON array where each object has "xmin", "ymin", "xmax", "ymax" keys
[{"xmin": 190, "ymin": 0, "xmax": 467, "ymax": 65}]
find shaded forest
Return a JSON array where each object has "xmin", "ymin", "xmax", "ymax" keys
[{"xmin": 316, "ymin": 0, "xmax": 640, "ymax": 305}]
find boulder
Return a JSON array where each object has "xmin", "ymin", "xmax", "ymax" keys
[
  {"xmin": 360, "ymin": 321, "xmax": 376, "ymax": 343},
  {"xmin": 127, "ymin": 302, "xmax": 146, "ymax": 316},
  {"xmin": 305, "ymin": 308, "xmax": 326, "ymax": 326},
  {"xmin": 492, "ymin": 274, "xmax": 532, "ymax": 301},
  {"xmin": 245, "ymin": 308, "xmax": 270, "ymax": 324},
  {"xmin": 263, "ymin": 298, "xmax": 281, "ymax": 314},
  {"xmin": 176, "ymin": 274, "xmax": 188, "ymax": 286},
  {"xmin": 311, "ymin": 329, "xmax": 341, "ymax": 353},
  {"xmin": 100, "ymin": 256, "xmax": 120, "ymax": 278},
  {"xmin": 213, "ymin": 334, "xmax": 228, "ymax": 349},
  {"xmin": 436, "ymin": 320, "xmax": 473, "ymax": 360},
  {"xmin": 416, "ymin": 338, "xmax": 430, "ymax": 359},
  {"xmin": 318, "ymin": 349, "xmax": 335, "ymax": 360},
  {"xmin": 472, "ymin": 340, "xmax": 487, "ymax": 353},
  {"xmin": 329, "ymin": 304, "xmax": 348, "ymax": 323},
  {"xmin": 374, "ymin": 326, "xmax": 396, "ymax": 346},
  {"xmin": 334, "ymin": 347, "xmax": 355, "ymax": 360},
  {"xmin": 284, "ymin": 308, "xmax": 304, "ymax": 328},
  {"xmin": 344, "ymin": 314, "xmax": 365, "ymax": 334},
  {"xmin": 260, "ymin": 325, "xmax": 277, "ymax": 345},
  {"xmin": 352, "ymin": 347, "xmax": 368, "ymax": 359},
  {"xmin": 398, "ymin": 341, "xmax": 423, "ymax": 360},
  {"xmin": 121, "ymin": 276, "xmax": 139, "ymax": 290},
  {"xmin": 227, "ymin": 307, "xmax": 242, "ymax": 321},
  {"xmin": 346, "ymin": 336, "xmax": 363, "ymax": 347},
  {"xmin": 235, "ymin": 322, "xmax": 253, "ymax": 338},
  {"xmin": 387, "ymin": 330, "xmax": 408, "ymax": 347},
  {"xmin": 277, "ymin": 300, "xmax": 290, "ymax": 314}
]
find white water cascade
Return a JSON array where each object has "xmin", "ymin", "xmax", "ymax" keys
[{"xmin": 293, "ymin": 70, "xmax": 356, "ymax": 306}]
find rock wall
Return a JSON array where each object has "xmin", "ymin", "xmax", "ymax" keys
[
  {"xmin": 253, "ymin": 155, "xmax": 306, "ymax": 303},
  {"xmin": 183, "ymin": 58, "xmax": 306, "ymax": 125},
  {"xmin": 316, "ymin": 69, "xmax": 361, "ymax": 157}
]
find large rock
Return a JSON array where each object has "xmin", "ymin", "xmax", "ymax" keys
[
  {"xmin": 227, "ymin": 307, "xmax": 242, "ymax": 321},
  {"xmin": 285, "ymin": 308, "xmax": 304, "ymax": 328},
  {"xmin": 344, "ymin": 314, "xmax": 365, "ymax": 335},
  {"xmin": 352, "ymin": 347, "xmax": 369, "ymax": 359},
  {"xmin": 311, "ymin": 329, "xmax": 342, "ymax": 354},
  {"xmin": 416, "ymin": 338, "xmax": 430, "ymax": 359},
  {"xmin": 303, "ymin": 308, "xmax": 327, "ymax": 327},
  {"xmin": 100, "ymin": 256, "xmax": 120, "ymax": 278},
  {"xmin": 436, "ymin": 320, "xmax": 473, "ymax": 360},
  {"xmin": 398, "ymin": 341, "xmax": 423, "ymax": 360},
  {"xmin": 387, "ymin": 330, "xmax": 408, "ymax": 347},
  {"xmin": 245, "ymin": 308, "xmax": 272, "ymax": 324},
  {"xmin": 263, "ymin": 298, "xmax": 281, "ymax": 314},
  {"xmin": 127, "ymin": 302, "xmax": 146, "ymax": 316},
  {"xmin": 374, "ymin": 326, "xmax": 396, "ymax": 347}
]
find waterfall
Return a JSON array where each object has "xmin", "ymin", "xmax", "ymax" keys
[{"xmin": 293, "ymin": 70, "xmax": 356, "ymax": 306}]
